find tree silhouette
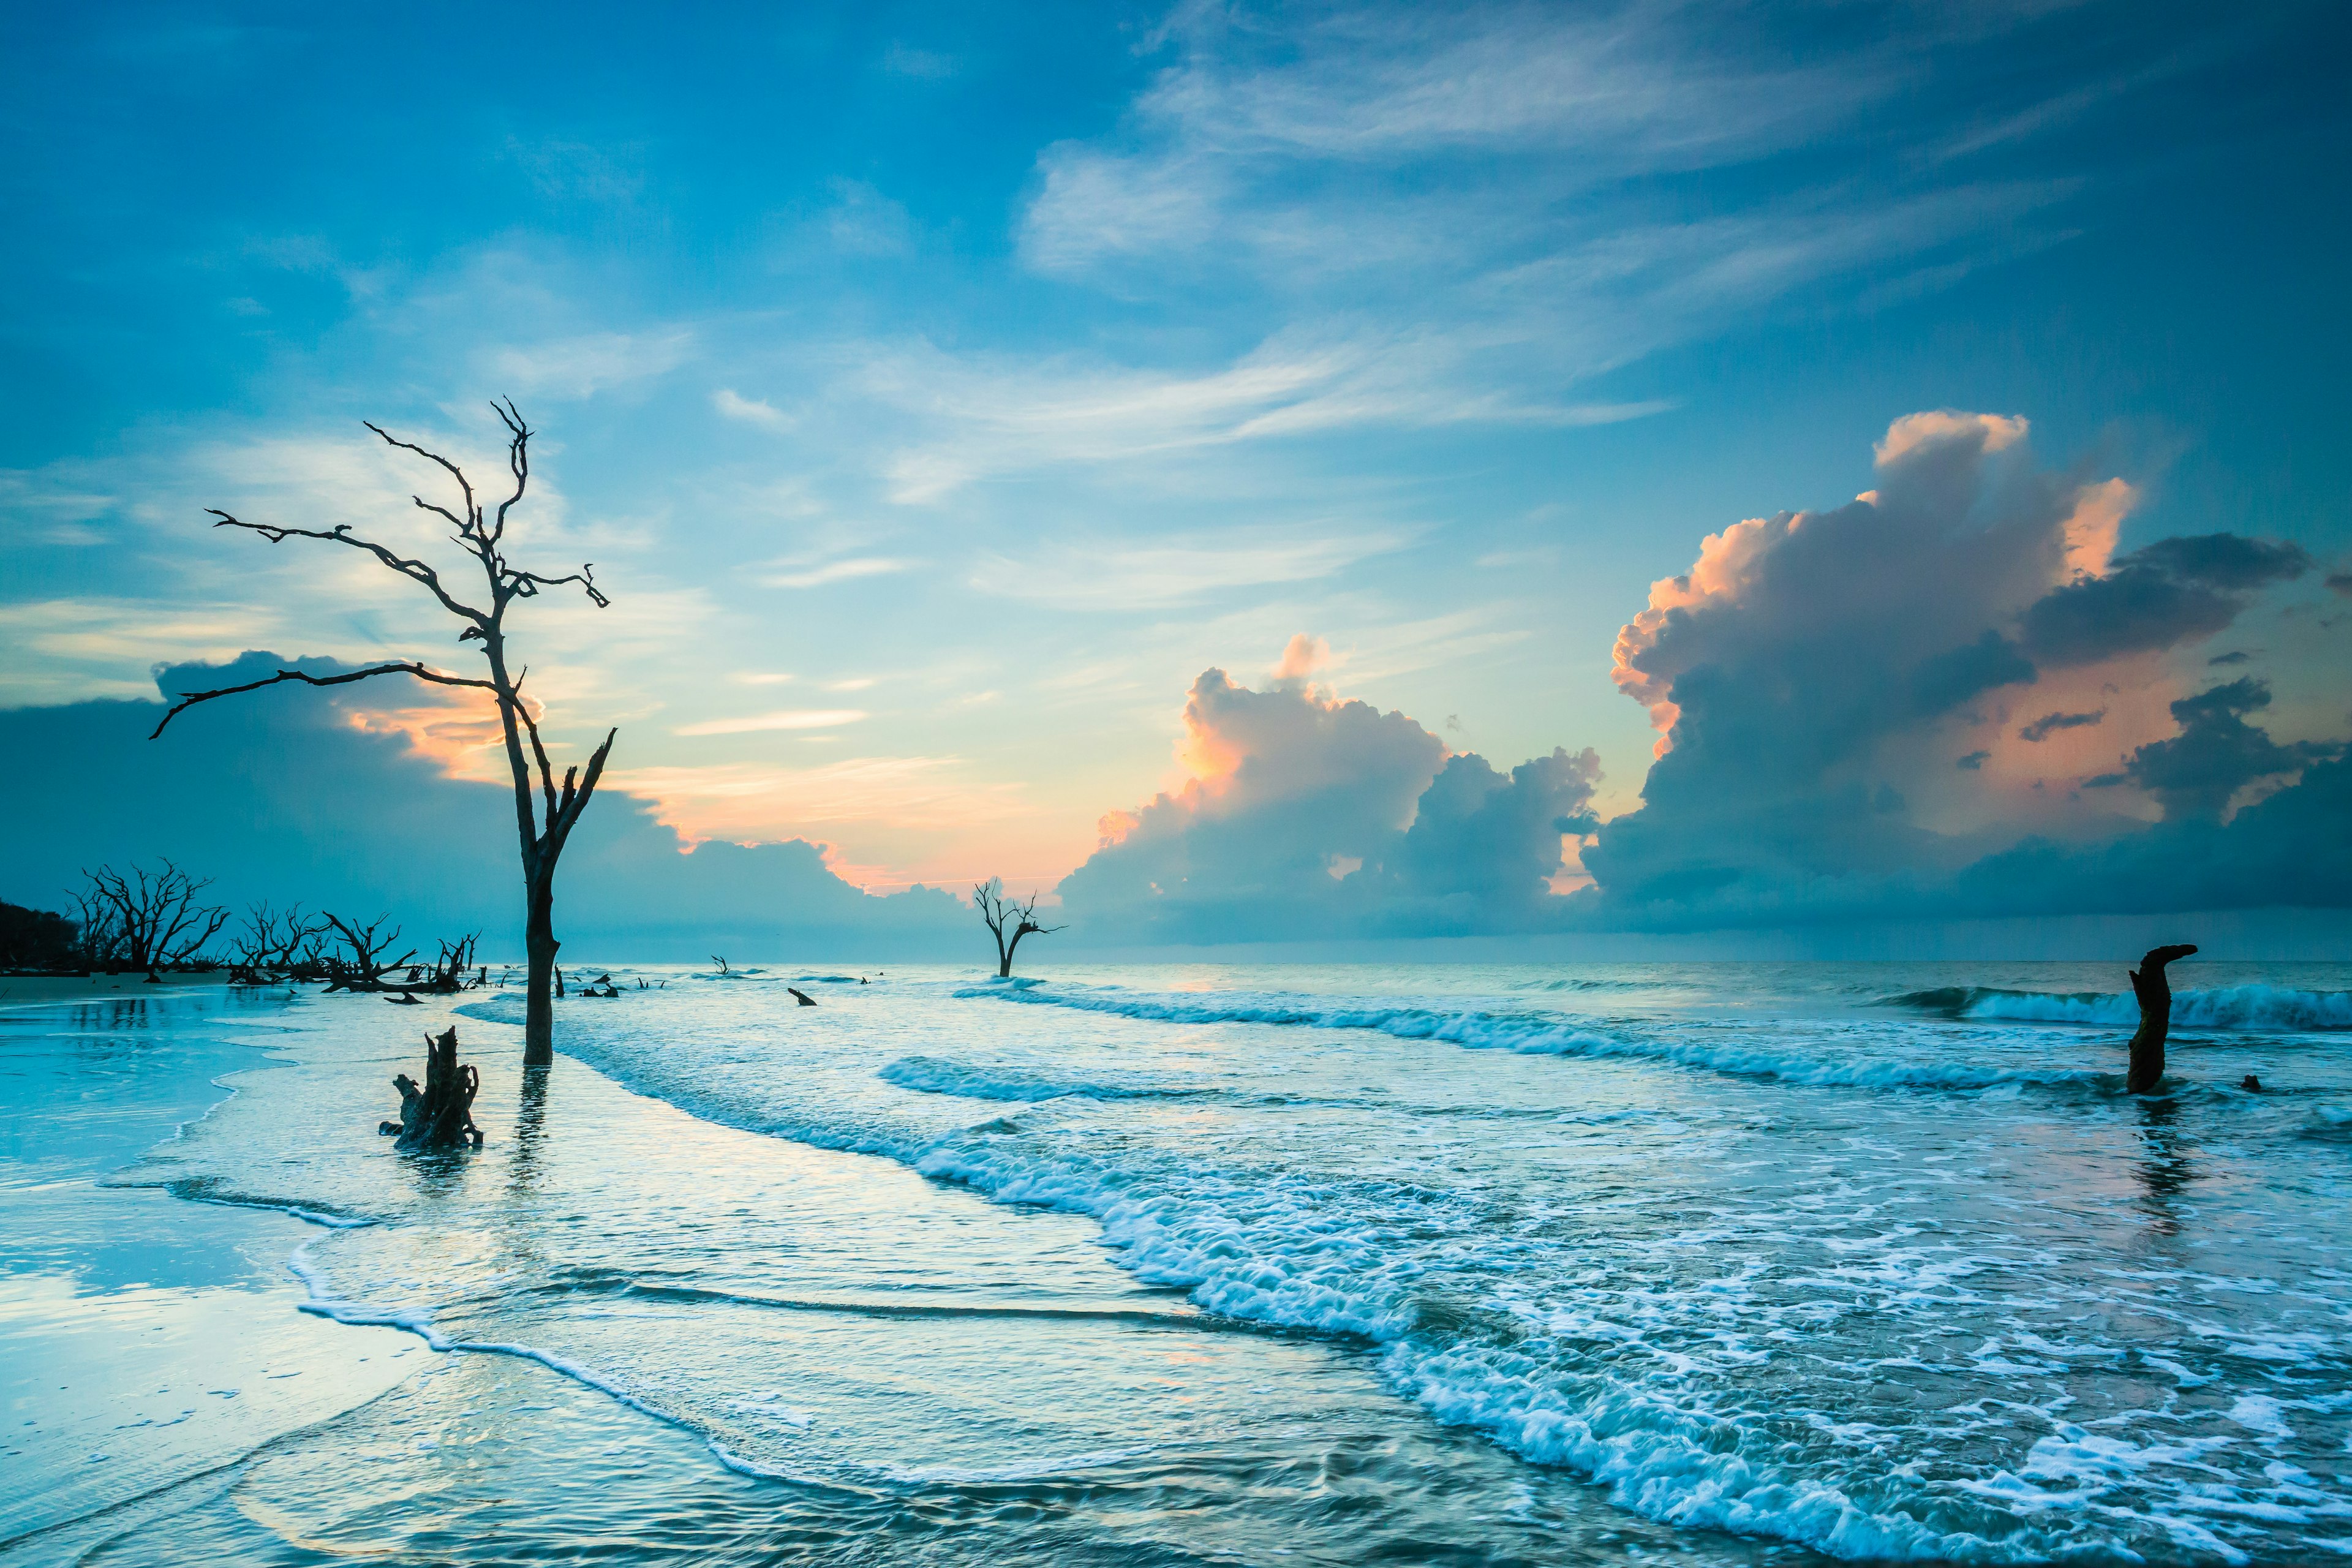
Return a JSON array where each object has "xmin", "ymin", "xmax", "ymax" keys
[
  {"xmin": 151, "ymin": 402, "xmax": 612, "ymax": 1067},
  {"xmin": 973, "ymin": 878, "xmax": 1064, "ymax": 978},
  {"xmin": 77, "ymin": 861, "xmax": 228, "ymax": 976}
]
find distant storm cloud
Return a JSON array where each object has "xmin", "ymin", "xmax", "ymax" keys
[
  {"xmin": 2121, "ymin": 678, "xmax": 2335, "ymax": 821},
  {"xmin": 2018, "ymin": 533, "xmax": 2309, "ymax": 668},
  {"xmin": 1586, "ymin": 412, "xmax": 2335, "ymax": 925},
  {"xmin": 0, "ymin": 653, "xmax": 966, "ymax": 958},
  {"xmin": 1057, "ymin": 644, "xmax": 1598, "ymax": 941}
]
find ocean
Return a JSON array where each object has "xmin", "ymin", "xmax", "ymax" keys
[{"xmin": 5, "ymin": 958, "xmax": 2350, "ymax": 1565}]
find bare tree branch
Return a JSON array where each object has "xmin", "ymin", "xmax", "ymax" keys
[
  {"xmin": 206, "ymin": 512, "xmax": 491, "ymax": 625},
  {"xmin": 151, "ymin": 661, "xmax": 499, "ymax": 739},
  {"xmin": 363, "ymin": 419, "xmax": 476, "ymax": 524},
  {"xmin": 510, "ymin": 566, "xmax": 609, "ymax": 608},
  {"xmin": 491, "ymin": 398, "xmax": 529, "ymax": 544}
]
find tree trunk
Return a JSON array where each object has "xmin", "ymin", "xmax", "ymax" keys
[
  {"xmin": 524, "ymin": 873, "xmax": 559, "ymax": 1069},
  {"xmin": 2125, "ymin": 943, "xmax": 2198, "ymax": 1094},
  {"xmin": 387, "ymin": 1026, "xmax": 482, "ymax": 1150}
]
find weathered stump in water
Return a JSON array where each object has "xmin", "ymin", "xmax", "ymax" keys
[
  {"xmin": 2126, "ymin": 943, "xmax": 2198, "ymax": 1094},
  {"xmin": 378, "ymin": 1025, "xmax": 483, "ymax": 1149},
  {"xmin": 788, "ymin": 986, "xmax": 817, "ymax": 1006}
]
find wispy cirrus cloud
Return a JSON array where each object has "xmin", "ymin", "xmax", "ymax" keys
[
  {"xmin": 968, "ymin": 527, "xmax": 1413, "ymax": 611},
  {"xmin": 860, "ymin": 331, "xmax": 1666, "ymax": 501},
  {"xmin": 713, "ymin": 387, "xmax": 794, "ymax": 430},
  {"xmin": 482, "ymin": 328, "xmax": 696, "ymax": 399},
  {"xmin": 762, "ymin": 556, "xmax": 914, "ymax": 590},
  {"xmin": 672, "ymin": 708, "xmax": 867, "ymax": 736}
]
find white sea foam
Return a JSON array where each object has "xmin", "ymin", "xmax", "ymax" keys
[
  {"xmin": 454, "ymin": 967, "xmax": 2352, "ymax": 1564},
  {"xmin": 878, "ymin": 1054, "xmax": 1180, "ymax": 1103},
  {"xmin": 953, "ymin": 982, "xmax": 2109, "ymax": 1091},
  {"xmin": 1948, "ymin": 984, "xmax": 2352, "ymax": 1031}
]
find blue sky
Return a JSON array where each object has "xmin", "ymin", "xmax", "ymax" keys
[{"xmin": 4, "ymin": 1, "xmax": 2347, "ymax": 943}]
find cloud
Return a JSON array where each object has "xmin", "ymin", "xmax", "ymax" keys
[
  {"xmin": 821, "ymin": 178, "xmax": 917, "ymax": 256},
  {"xmin": 2120, "ymin": 678, "xmax": 2334, "ymax": 821},
  {"xmin": 671, "ymin": 709, "xmax": 867, "ymax": 736},
  {"xmin": 761, "ymin": 557, "xmax": 912, "ymax": 590},
  {"xmin": 967, "ymin": 529, "xmax": 1410, "ymax": 609},
  {"xmin": 2019, "ymin": 709, "xmax": 2104, "ymax": 742},
  {"xmin": 989, "ymin": 2, "xmax": 2098, "ymax": 491},
  {"xmin": 1055, "ymin": 646, "xmax": 1598, "ymax": 941},
  {"xmin": 713, "ymin": 388, "xmax": 794, "ymax": 430},
  {"xmin": 2017, "ymin": 533, "xmax": 2309, "ymax": 667},
  {"xmin": 857, "ymin": 331, "xmax": 1668, "ymax": 502},
  {"xmin": 483, "ymin": 329, "xmax": 696, "ymax": 399},
  {"xmin": 1022, "ymin": 5, "xmax": 1893, "ymax": 276},
  {"xmin": 1585, "ymin": 411, "xmax": 2337, "ymax": 926},
  {"xmin": 0, "ymin": 654, "xmax": 968, "ymax": 958}
]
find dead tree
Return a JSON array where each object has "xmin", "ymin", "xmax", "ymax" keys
[
  {"xmin": 228, "ymin": 902, "xmax": 329, "ymax": 984},
  {"xmin": 78, "ymin": 862, "xmax": 230, "ymax": 976},
  {"xmin": 379, "ymin": 1026, "xmax": 483, "ymax": 1150},
  {"xmin": 424, "ymin": 933, "xmax": 479, "ymax": 992},
  {"xmin": 973, "ymin": 878, "xmax": 1065, "ymax": 978},
  {"xmin": 150, "ymin": 402, "xmax": 613, "ymax": 1069},
  {"xmin": 2125, "ymin": 943, "xmax": 2198, "ymax": 1093},
  {"xmin": 321, "ymin": 913, "xmax": 416, "ymax": 991}
]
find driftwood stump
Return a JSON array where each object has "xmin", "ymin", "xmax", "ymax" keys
[
  {"xmin": 2125, "ymin": 943, "xmax": 2198, "ymax": 1094},
  {"xmin": 376, "ymin": 1025, "xmax": 483, "ymax": 1148}
]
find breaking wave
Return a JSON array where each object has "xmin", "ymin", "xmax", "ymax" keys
[
  {"xmin": 1885, "ymin": 984, "xmax": 2352, "ymax": 1031},
  {"xmin": 879, "ymin": 1054, "xmax": 1199, "ymax": 1103},
  {"xmin": 953, "ymin": 982, "xmax": 2108, "ymax": 1091}
]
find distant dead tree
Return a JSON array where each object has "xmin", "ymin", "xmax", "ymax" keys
[
  {"xmin": 77, "ymin": 861, "xmax": 229, "ymax": 976},
  {"xmin": 227, "ymin": 902, "xmax": 329, "ymax": 984},
  {"xmin": 151, "ymin": 402, "xmax": 614, "ymax": 1068},
  {"xmin": 320, "ymin": 912, "xmax": 417, "ymax": 991},
  {"xmin": 973, "ymin": 878, "xmax": 1064, "ymax": 978}
]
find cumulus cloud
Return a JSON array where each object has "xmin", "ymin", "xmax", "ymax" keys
[
  {"xmin": 2018, "ymin": 533, "xmax": 2309, "ymax": 666},
  {"xmin": 1587, "ymin": 412, "xmax": 2331, "ymax": 925},
  {"xmin": 1056, "ymin": 646, "xmax": 1598, "ymax": 941},
  {"xmin": 2117, "ymin": 678, "xmax": 2335, "ymax": 821}
]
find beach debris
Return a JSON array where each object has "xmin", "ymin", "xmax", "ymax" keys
[
  {"xmin": 377, "ymin": 1025, "xmax": 483, "ymax": 1150},
  {"xmin": 712, "ymin": 955, "xmax": 731, "ymax": 974},
  {"xmin": 383, "ymin": 992, "xmax": 421, "ymax": 1006},
  {"xmin": 788, "ymin": 986, "xmax": 818, "ymax": 1006},
  {"xmin": 316, "ymin": 918, "xmax": 480, "ymax": 994},
  {"xmin": 2125, "ymin": 943, "xmax": 2198, "ymax": 1093}
]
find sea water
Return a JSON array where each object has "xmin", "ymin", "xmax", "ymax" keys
[{"xmin": 6, "ymin": 959, "xmax": 2350, "ymax": 1565}]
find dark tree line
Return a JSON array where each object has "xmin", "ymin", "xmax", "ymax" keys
[{"xmin": 2, "ymin": 862, "xmax": 488, "ymax": 996}]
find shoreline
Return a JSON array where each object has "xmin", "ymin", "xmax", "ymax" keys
[{"xmin": 0, "ymin": 973, "xmax": 238, "ymax": 1009}]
